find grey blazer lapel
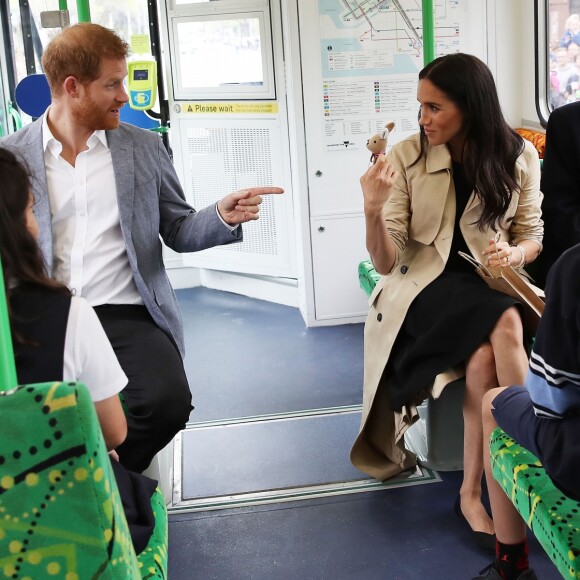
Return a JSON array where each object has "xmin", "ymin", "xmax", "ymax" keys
[
  {"xmin": 107, "ymin": 127, "xmax": 135, "ymax": 235},
  {"xmin": 26, "ymin": 120, "xmax": 54, "ymax": 273}
]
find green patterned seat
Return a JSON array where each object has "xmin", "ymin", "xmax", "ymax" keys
[
  {"xmin": 0, "ymin": 381, "xmax": 167, "ymax": 579},
  {"xmin": 358, "ymin": 259, "xmax": 381, "ymax": 297},
  {"xmin": 490, "ymin": 427, "xmax": 580, "ymax": 579}
]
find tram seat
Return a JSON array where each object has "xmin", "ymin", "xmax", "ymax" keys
[
  {"xmin": 515, "ymin": 127, "xmax": 546, "ymax": 160},
  {"xmin": 490, "ymin": 428, "xmax": 580, "ymax": 578},
  {"xmin": 358, "ymin": 260, "xmax": 464, "ymax": 471},
  {"xmin": 0, "ymin": 381, "xmax": 168, "ymax": 579}
]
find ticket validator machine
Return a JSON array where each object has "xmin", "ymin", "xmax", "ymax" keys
[{"xmin": 127, "ymin": 60, "xmax": 158, "ymax": 110}]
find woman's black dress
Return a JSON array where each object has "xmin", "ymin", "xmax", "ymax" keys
[{"xmin": 385, "ymin": 162, "xmax": 519, "ymax": 411}]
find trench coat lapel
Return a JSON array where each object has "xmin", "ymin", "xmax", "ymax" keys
[
  {"xmin": 421, "ymin": 145, "xmax": 486, "ymax": 257},
  {"xmin": 410, "ymin": 144, "xmax": 453, "ymax": 246},
  {"xmin": 460, "ymin": 188, "xmax": 482, "ymax": 227}
]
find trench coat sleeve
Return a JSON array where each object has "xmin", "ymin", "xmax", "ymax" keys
[
  {"xmin": 510, "ymin": 140, "xmax": 544, "ymax": 248},
  {"xmin": 381, "ymin": 146, "xmax": 412, "ymax": 264}
]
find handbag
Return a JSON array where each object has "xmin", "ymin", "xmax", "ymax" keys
[{"xmin": 458, "ymin": 250, "xmax": 545, "ymax": 334}]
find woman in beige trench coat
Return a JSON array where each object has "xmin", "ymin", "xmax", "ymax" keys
[{"xmin": 350, "ymin": 54, "xmax": 543, "ymax": 553}]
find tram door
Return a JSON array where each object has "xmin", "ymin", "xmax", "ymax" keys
[{"xmin": 160, "ymin": 0, "xmax": 296, "ymax": 281}]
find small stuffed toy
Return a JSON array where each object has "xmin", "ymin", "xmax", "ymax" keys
[{"xmin": 366, "ymin": 122, "xmax": 395, "ymax": 164}]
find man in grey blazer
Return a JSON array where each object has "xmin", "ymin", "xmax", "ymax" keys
[{"xmin": 1, "ymin": 23, "xmax": 283, "ymax": 472}]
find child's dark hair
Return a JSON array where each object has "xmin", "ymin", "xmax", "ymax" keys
[{"xmin": 0, "ymin": 147, "xmax": 69, "ymax": 342}]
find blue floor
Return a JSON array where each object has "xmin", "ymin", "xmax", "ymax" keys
[
  {"xmin": 169, "ymin": 287, "xmax": 560, "ymax": 579},
  {"xmin": 169, "ymin": 473, "xmax": 555, "ymax": 580},
  {"xmin": 180, "ymin": 412, "xmax": 367, "ymax": 499}
]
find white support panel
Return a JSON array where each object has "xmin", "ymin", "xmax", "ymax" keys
[
  {"xmin": 310, "ymin": 214, "xmax": 368, "ymax": 322},
  {"xmin": 199, "ymin": 269, "xmax": 299, "ymax": 307},
  {"xmin": 280, "ymin": 0, "xmax": 316, "ymax": 326},
  {"xmin": 297, "ymin": 0, "xmax": 488, "ymax": 323},
  {"xmin": 485, "ymin": 0, "xmax": 525, "ymax": 127},
  {"xmin": 173, "ymin": 115, "xmax": 295, "ymax": 278},
  {"xmin": 142, "ymin": 438, "xmax": 175, "ymax": 505},
  {"xmin": 466, "ymin": 0, "xmax": 489, "ymax": 62}
]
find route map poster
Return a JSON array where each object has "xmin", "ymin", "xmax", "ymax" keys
[{"xmin": 318, "ymin": 0, "xmax": 467, "ymax": 152}]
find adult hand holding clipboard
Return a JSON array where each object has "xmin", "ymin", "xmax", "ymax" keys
[{"xmin": 459, "ymin": 233, "xmax": 545, "ymax": 334}]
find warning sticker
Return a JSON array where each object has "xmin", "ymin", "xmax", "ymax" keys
[{"xmin": 177, "ymin": 102, "xmax": 278, "ymax": 114}]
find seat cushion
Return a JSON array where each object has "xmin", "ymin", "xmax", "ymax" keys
[
  {"xmin": 137, "ymin": 487, "xmax": 168, "ymax": 578},
  {"xmin": 515, "ymin": 128, "xmax": 546, "ymax": 159},
  {"xmin": 490, "ymin": 427, "xmax": 580, "ymax": 578},
  {"xmin": 359, "ymin": 260, "xmax": 381, "ymax": 297},
  {"xmin": 0, "ymin": 381, "xmax": 141, "ymax": 578}
]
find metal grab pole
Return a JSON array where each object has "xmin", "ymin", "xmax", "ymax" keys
[
  {"xmin": 147, "ymin": 0, "xmax": 171, "ymax": 155},
  {"xmin": 422, "ymin": 0, "xmax": 435, "ymax": 65},
  {"xmin": 76, "ymin": 0, "xmax": 90, "ymax": 22},
  {"xmin": 0, "ymin": 258, "xmax": 17, "ymax": 390}
]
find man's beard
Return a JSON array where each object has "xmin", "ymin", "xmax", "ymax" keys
[{"xmin": 73, "ymin": 92, "xmax": 121, "ymax": 131}]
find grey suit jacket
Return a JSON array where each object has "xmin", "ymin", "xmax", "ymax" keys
[{"xmin": 1, "ymin": 118, "xmax": 242, "ymax": 357}]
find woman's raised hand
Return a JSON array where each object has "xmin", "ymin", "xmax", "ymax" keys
[
  {"xmin": 482, "ymin": 238, "xmax": 514, "ymax": 268},
  {"xmin": 360, "ymin": 155, "xmax": 399, "ymax": 214}
]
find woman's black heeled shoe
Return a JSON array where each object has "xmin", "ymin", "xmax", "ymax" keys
[{"xmin": 454, "ymin": 495, "xmax": 496, "ymax": 554}]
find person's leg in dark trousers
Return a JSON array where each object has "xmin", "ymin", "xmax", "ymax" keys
[{"xmin": 94, "ymin": 305, "xmax": 193, "ymax": 473}]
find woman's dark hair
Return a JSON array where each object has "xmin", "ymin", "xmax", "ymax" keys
[
  {"xmin": 0, "ymin": 147, "xmax": 68, "ymax": 297},
  {"xmin": 415, "ymin": 53, "xmax": 524, "ymax": 231}
]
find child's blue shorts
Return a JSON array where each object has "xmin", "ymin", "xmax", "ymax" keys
[{"xmin": 492, "ymin": 385, "xmax": 580, "ymax": 502}]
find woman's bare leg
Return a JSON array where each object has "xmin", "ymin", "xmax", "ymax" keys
[
  {"xmin": 488, "ymin": 306, "xmax": 529, "ymax": 388},
  {"xmin": 460, "ymin": 342, "xmax": 497, "ymax": 534},
  {"xmin": 459, "ymin": 306, "xmax": 528, "ymax": 535}
]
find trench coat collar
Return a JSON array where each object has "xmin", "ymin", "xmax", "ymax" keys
[
  {"xmin": 425, "ymin": 142, "xmax": 453, "ymax": 173},
  {"xmin": 411, "ymin": 144, "xmax": 454, "ymax": 246},
  {"xmin": 424, "ymin": 142, "xmax": 483, "ymax": 218},
  {"xmin": 409, "ymin": 143, "xmax": 482, "ymax": 248}
]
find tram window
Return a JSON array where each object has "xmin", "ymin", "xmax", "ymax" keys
[
  {"xmin": 7, "ymin": 0, "xmax": 149, "ymax": 88},
  {"xmin": 8, "ymin": 0, "xmax": 56, "ymax": 83},
  {"xmin": 546, "ymin": 0, "xmax": 580, "ymax": 111},
  {"xmin": 176, "ymin": 17, "xmax": 263, "ymax": 88},
  {"xmin": 170, "ymin": 9, "xmax": 274, "ymax": 100}
]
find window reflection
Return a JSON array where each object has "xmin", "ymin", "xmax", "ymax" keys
[
  {"xmin": 8, "ymin": 0, "xmax": 150, "ymax": 87},
  {"xmin": 548, "ymin": 1, "xmax": 580, "ymax": 109},
  {"xmin": 176, "ymin": 18, "xmax": 263, "ymax": 89}
]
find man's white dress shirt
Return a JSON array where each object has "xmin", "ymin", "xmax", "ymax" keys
[{"xmin": 42, "ymin": 115, "xmax": 143, "ymax": 306}]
